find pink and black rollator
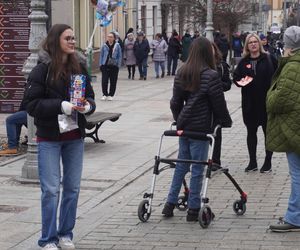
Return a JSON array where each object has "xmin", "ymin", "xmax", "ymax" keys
[{"xmin": 138, "ymin": 124, "xmax": 248, "ymax": 228}]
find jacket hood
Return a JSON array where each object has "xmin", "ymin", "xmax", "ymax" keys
[{"xmin": 38, "ymin": 49, "xmax": 87, "ymax": 66}]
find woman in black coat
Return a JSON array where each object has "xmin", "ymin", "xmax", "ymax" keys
[
  {"xmin": 233, "ymin": 33, "xmax": 277, "ymax": 173},
  {"xmin": 26, "ymin": 24, "xmax": 95, "ymax": 249}
]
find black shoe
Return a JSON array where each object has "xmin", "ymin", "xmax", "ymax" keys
[
  {"xmin": 132, "ymin": 75, "xmax": 135, "ymax": 80},
  {"xmin": 162, "ymin": 202, "xmax": 175, "ymax": 217},
  {"xmin": 245, "ymin": 162, "xmax": 258, "ymax": 172},
  {"xmin": 167, "ymin": 73, "xmax": 170, "ymax": 76},
  {"xmin": 260, "ymin": 161, "xmax": 272, "ymax": 173},
  {"xmin": 128, "ymin": 74, "xmax": 131, "ymax": 79},
  {"xmin": 161, "ymin": 72, "xmax": 165, "ymax": 78},
  {"xmin": 144, "ymin": 77, "xmax": 147, "ymax": 80},
  {"xmin": 171, "ymin": 73, "xmax": 176, "ymax": 76},
  {"xmin": 156, "ymin": 75, "xmax": 159, "ymax": 79},
  {"xmin": 269, "ymin": 217, "xmax": 300, "ymax": 232},
  {"xmin": 186, "ymin": 208, "xmax": 200, "ymax": 222}
]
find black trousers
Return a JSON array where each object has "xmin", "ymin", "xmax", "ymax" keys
[
  {"xmin": 212, "ymin": 128, "xmax": 222, "ymax": 165},
  {"xmin": 101, "ymin": 65, "xmax": 119, "ymax": 97},
  {"xmin": 127, "ymin": 65, "xmax": 136, "ymax": 77},
  {"xmin": 246, "ymin": 124, "xmax": 273, "ymax": 164}
]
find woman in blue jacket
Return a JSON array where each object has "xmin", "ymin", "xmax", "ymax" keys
[{"xmin": 99, "ymin": 32, "xmax": 122, "ymax": 101}]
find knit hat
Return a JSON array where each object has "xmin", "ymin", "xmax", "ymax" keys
[
  {"xmin": 259, "ymin": 34, "xmax": 266, "ymax": 40},
  {"xmin": 283, "ymin": 26, "xmax": 300, "ymax": 49}
]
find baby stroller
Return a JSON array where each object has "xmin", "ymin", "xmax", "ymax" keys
[{"xmin": 137, "ymin": 124, "xmax": 248, "ymax": 228}]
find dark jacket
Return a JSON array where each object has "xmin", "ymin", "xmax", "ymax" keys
[
  {"xmin": 216, "ymin": 36, "xmax": 229, "ymax": 57},
  {"xmin": 233, "ymin": 53, "xmax": 277, "ymax": 127},
  {"xmin": 25, "ymin": 50, "xmax": 96, "ymax": 140},
  {"xmin": 217, "ymin": 61, "xmax": 232, "ymax": 91},
  {"xmin": 133, "ymin": 39, "xmax": 150, "ymax": 63},
  {"xmin": 181, "ymin": 34, "xmax": 192, "ymax": 62},
  {"xmin": 167, "ymin": 36, "xmax": 182, "ymax": 57},
  {"xmin": 171, "ymin": 68, "xmax": 232, "ymax": 133}
]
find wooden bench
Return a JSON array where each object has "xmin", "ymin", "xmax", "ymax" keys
[{"xmin": 85, "ymin": 111, "xmax": 121, "ymax": 143}]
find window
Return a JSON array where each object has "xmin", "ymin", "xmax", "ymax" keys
[
  {"xmin": 153, "ymin": 6, "xmax": 157, "ymax": 37},
  {"xmin": 141, "ymin": 5, "xmax": 146, "ymax": 33}
]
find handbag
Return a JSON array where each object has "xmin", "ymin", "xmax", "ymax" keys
[{"xmin": 107, "ymin": 57, "xmax": 115, "ymax": 66}]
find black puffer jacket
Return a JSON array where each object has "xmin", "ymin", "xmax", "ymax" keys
[
  {"xmin": 25, "ymin": 50, "xmax": 96, "ymax": 139},
  {"xmin": 171, "ymin": 68, "xmax": 232, "ymax": 133}
]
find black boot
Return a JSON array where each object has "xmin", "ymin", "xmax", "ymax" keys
[
  {"xmin": 186, "ymin": 208, "xmax": 200, "ymax": 222},
  {"xmin": 162, "ymin": 202, "xmax": 175, "ymax": 217},
  {"xmin": 245, "ymin": 161, "xmax": 258, "ymax": 172},
  {"xmin": 260, "ymin": 159, "xmax": 272, "ymax": 173}
]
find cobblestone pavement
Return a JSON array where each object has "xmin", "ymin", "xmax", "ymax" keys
[
  {"xmin": 73, "ymin": 108, "xmax": 298, "ymax": 250},
  {"xmin": 0, "ymin": 64, "xmax": 299, "ymax": 250}
]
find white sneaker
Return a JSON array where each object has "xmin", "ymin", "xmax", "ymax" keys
[
  {"xmin": 58, "ymin": 237, "xmax": 75, "ymax": 250},
  {"xmin": 107, "ymin": 96, "xmax": 113, "ymax": 101},
  {"xmin": 41, "ymin": 243, "xmax": 59, "ymax": 250},
  {"xmin": 101, "ymin": 96, "xmax": 107, "ymax": 101}
]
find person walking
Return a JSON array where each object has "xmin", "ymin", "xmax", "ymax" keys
[
  {"xmin": 180, "ymin": 31, "xmax": 192, "ymax": 62},
  {"xmin": 267, "ymin": 26, "xmax": 300, "ymax": 232},
  {"xmin": 123, "ymin": 32, "xmax": 136, "ymax": 80},
  {"xmin": 215, "ymin": 33, "xmax": 230, "ymax": 62},
  {"xmin": 167, "ymin": 30, "xmax": 182, "ymax": 76},
  {"xmin": 99, "ymin": 32, "xmax": 122, "ymax": 101},
  {"xmin": 232, "ymin": 32, "xmax": 243, "ymax": 58},
  {"xmin": 233, "ymin": 33, "xmax": 277, "ymax": 173},
  {"xmin": 150, "ymin": 33, "xmax": 168, "ymax": 78},
  {"xmin": 211, "ymin": 42, "xmax": 232, "ymax": 168},
  {"xmin": 161, "ymin": 37, "xmax": 232, "ymax": 221},
  {"xmin": 134, "ymin": 31, "xmax": 150, "ymax": 80},
  {"xmin": 25, "ymin": 24, "xmax": 96, "ymax": 250}
]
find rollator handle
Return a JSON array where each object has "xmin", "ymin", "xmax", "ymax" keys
[{"xmin": 163, "ymin": 130, "xmax": 210, "ymax": 140}]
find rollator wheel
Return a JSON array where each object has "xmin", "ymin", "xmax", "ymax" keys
[
  {"xmin": 176, "ymin": 195, "xmax": 188, "ymax": 211},
  {"xmin": 138, "ymin": 200, "xmax": 151, "ymax": 222},
  {"xmin": 233, "ymin": 199, "xmax": 246, "ymax": 215},
  {"xmin": 199, "ymin": 205, "xmax": 213, "ymax": 228}
]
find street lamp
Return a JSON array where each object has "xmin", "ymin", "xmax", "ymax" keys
[
  {"xmin": 205, "ymin": 0, "xmax": 214, "ymax": 42},
  {"xmin": 21, "ymin": 0, "xmax": 48, "ymax": 181}
]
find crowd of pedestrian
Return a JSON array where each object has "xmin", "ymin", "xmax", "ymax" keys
[{"xmin": 1, "ymin": 22, "xmax": 300, "ymax": 250}]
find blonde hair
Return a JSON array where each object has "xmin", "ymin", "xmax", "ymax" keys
[{"xmin": 242, "ymin": 33, "xmax": 267, "ymax": 58}]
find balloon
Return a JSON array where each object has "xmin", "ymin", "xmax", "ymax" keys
[
  {"xmin": 108, "ymin": 1, "xmax": 119, "ymax": 12},
  {"xmin": 100, "ymin": 14, "xmax": 113, "ymax": 27},
  {"xmin": 95, "ymin": 0, "xmax": 125, "ymax": 26},
  {"xmin": 96, "ymin": 0, "xmax": 109, "ymax": 17}
]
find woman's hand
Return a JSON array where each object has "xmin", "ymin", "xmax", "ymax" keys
[
  {"xmin": 73, "ymin": 98, "xmax": 91, "ymax": 114},
  {"xmin": 236, "ymin": 76, "xmax": 253, "ymax": 87}
]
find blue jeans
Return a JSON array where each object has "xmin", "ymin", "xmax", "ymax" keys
[
  {"xmin": 137, "ymin": 58, "xmax": 148, "ymax": 78},
  {"xmin": 37, "ymin": 139, "xmax": 84, "ymax": 247},
  {"xmin": 154, "ymin": 61, "xmax": 165, "ymax": 76},
  {"xmin": 285, "ymin": 152, "xmax": 300, "ymax": 226},
  {"xmin": 167, "ymin": 137, "xmax": 209, "ymax": 209},
  {"xmin": 6, "ymin": 111, "xmax": 27, "ymax": 149}
]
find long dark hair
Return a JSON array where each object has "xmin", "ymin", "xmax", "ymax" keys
[
  {"xmin": 177, "ymin": 37, "xmax": 215, "ymax": 91},
  {"xmin": 211, "ymin": 42, "xmax": 222, "ymax": 65},
  {"xmin": 42, "ymin": 24, "xmax": 81, "ymax": 82}
]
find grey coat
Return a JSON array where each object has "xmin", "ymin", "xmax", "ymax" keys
[
  {"xmin": 150, "ymin": 39, "xmax": 168, "ymax": 62},
  {"xmin": 124, "ymin": 38, "xmax": 136, "ymax": 65}
]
